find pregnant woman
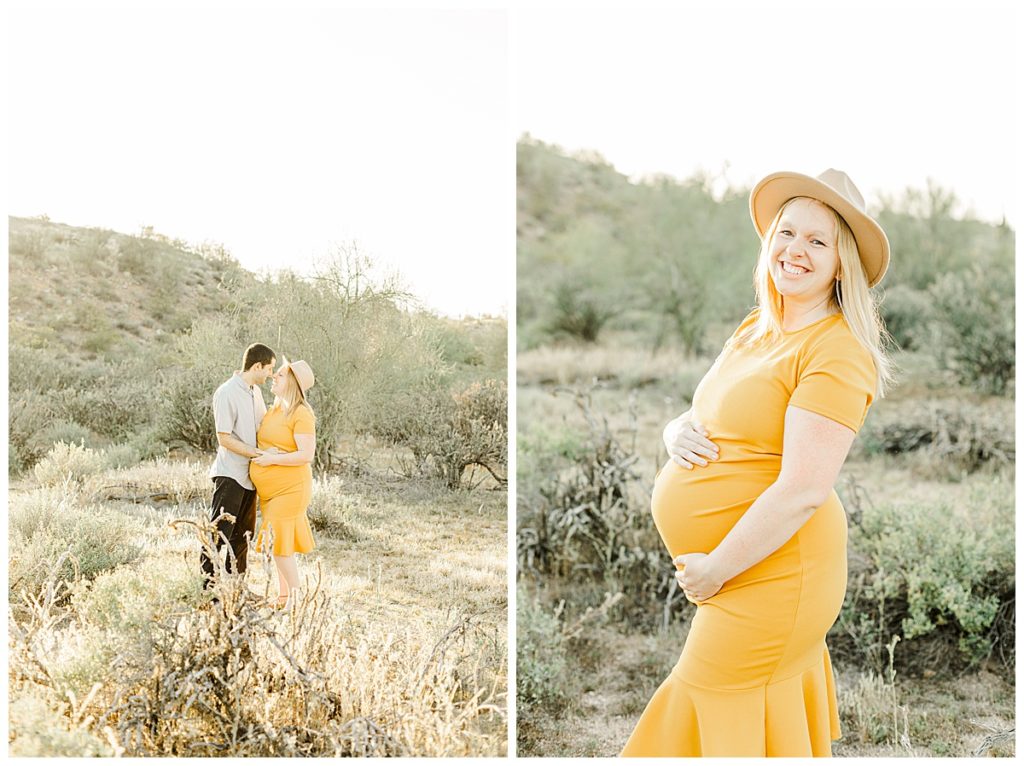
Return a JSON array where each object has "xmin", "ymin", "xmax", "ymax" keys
[
  {"xmin": 250, "ymin": 358, "xmax": 317, "ymax": 611},
  {"xmin": 622, "ymin": 169, "xmax": 893, "ymax": 757}
]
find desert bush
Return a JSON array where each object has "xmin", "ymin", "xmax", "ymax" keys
[
  {"xmin": 9, "ymin": 490, "xmax": 146, "ymax": 601},
  {"xmin": 72, "ymin": 559, "xmax": 204, "ymax": 635},
  {"xmin": 100, "ymin": 443, "xmax": 144, "ymax": 470},
  {"xmin": 517, "ymin": 390, "xmax": 671, "ymax": 626},
  {"xmin": 8, "ymin": 690, "xmax": 116, "ymax": 757},
  {"xmin": 545, "ymin": 282, "xmax": 615, "ymax": 342},
  {"xmin": 306, "ymin": 476, "xmax": 358, "ymax": 539},
  {"xmin": 372, "ymin": 379, "xmax": 508, "ymax": 489},
  {"xmin": 9, "ymin": 226, "xmax": 50, "ymax": 259},
  {"xmin": 47, "ymin": 363, "xmax": 158, "ymax": 442},
  {"xmin": 158, "ymin": 317, "xmax": 241, "ymax": 451},
  {"xmin": 8, "ymin": 390, "xmax": 57, "ymax": 474},
  {"xmin": 116, "ymin": 235, "xmax": 166, "ymax": 281},
  {"xmin": 878, "ymin": 285, "xmax": 934, "ymax": 351},
  {"xmin": 517, "ymin": 588, "xmax": 572, "ymax": 712},
  {"xmin": 834, "ymin": 480, "xmax": 1014, "ymax": 676},
  {"xmin": 925, "ymin": 266, "xmax": 1014, "ymax": 395},
  {"xmin": 47, "ymin": 561, "xmax": 208, "ymax": 699},
  {"xmin": 430, "ymin": 318, "xmax": 485, "ymax": 366},
  {"xmin": 27, "ymin": 419, "xmax": 98, "ymax": 454},
  {"xmin": 33, "ymin": 441, "xmax": 109, "ymax": 486},
  {"xmin": 857, "ymin": 398, "xmax": 1014, "ymax": 476}
]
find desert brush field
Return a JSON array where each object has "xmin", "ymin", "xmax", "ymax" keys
[
  {"xmin": 9, "ymin": 448, "xmax": 507, "ymax": 756},
  {"xmin": 8, "ymin": 215, "xmax": 509, "ymax": 756}
]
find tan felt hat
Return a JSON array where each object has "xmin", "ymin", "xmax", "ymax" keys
[
  {"xmin": 749, "ymin": 168, "xmax": 890, "ymax": 287},
  {"xmin": 283, "ymin": 358, "xmax": 315, "ymax": 396}
]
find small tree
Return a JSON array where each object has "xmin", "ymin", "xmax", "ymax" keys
[{"xmin": 371, "ymin": 379, "xmax": 508, "ymax": 489}]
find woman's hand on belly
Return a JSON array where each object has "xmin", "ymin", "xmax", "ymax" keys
[
  {"xmin": 251, "ymin": 447, "xmax": 283, "ymax": 467},
  {"xmin": 663, "ymin": 413, "xmax": 719, "ymax": 470},
  {"xmin": 674, "ymin": 552, "xmax": 725, "ymax": 602}
]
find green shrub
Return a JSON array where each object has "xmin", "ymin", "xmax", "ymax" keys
[
  {"xmin": 100, "ymin": 443, "xmax": 144, "ymax": 470},
  {"xmin": 8, "ymin": 691, "xmax": 115, "ymax": 757},
  {"xmin": 123, "ymin": 424, "xmax": 170, "ymax": 462},
  {"xmin": 879, "ymin": 285, "xmax": 934, "ymax": 351},
  {"xmin": 48, "ymin": 557, "xmax": 206, "ymax": 699},
  {"xmin": 8, "ymin": 390, "xmax": 55, "ymax": 475},
  {"xmin": 517, "ymin": 423, "xmax": 584, "ymax": 502},
  {"xmin": 516, "ymin": 588, "xmax": 572, "ymax": 711},
  {"xmin": 158, "ymin": 317, "xmax": 240, "ymax": 451},
  {"xmin": 30, "ymin": 420, "xmax": 98, "ymax": 451},
  {"xmin": 834, "ymin": 481, "xmax": 1014, "ymax": 675},
  {"xmin": 432, "ymin": 321, "xmax": 485, "ymax": 366},
  {"xmin": 926, "ymin": 267, "xmax": 1014, "ymax": 395},
  {"xmin": 9, "ymin": 491, "xmax": 146, "ymax": 601},
  {"xmin": 73, "ymin": 560, "xmax": 203, "ymax": 634}
]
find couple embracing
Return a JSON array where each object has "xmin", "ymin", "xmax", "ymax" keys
[{"xmin": 199, "ymin": 342, "xmax": 318, "ymax": 610}]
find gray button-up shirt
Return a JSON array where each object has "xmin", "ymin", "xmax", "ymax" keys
[{"xmin": 209, "ymin": 372, "xmax": 268, "ymax": 490}]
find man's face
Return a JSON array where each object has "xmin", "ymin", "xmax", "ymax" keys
[{"xmin": 256, "ymin": 359, "xmax": 276, "ymax": 385}]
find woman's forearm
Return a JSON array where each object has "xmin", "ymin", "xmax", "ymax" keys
[{"xmin": 704, "ymin": 482, "xmax": 824, "ymax": 585}]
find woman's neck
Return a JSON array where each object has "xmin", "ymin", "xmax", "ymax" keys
[{"xmin": 780, "ymin": 297, "xmax": 836, "ymax": 332}]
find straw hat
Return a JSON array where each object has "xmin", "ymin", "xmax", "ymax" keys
[
  {"xmin": 749, "ymin": 168, "xmax": 890, "ymax": 287},
  {"xmin": 283, "ymin": 359, "xmax": 315, "ymax": 396}
]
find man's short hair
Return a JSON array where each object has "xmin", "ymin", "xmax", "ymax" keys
[{"xmin": 242, "ymin": 343, "xmax": 276, "ymax": 371}]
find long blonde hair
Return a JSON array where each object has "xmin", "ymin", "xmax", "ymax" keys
[
  {"xmin": 274, "ymin": 363, "xmax": 314, "ymax": 418},
  {"xmin": 734, "ymin": 197, "xmax": 894, "ymax": 397}
]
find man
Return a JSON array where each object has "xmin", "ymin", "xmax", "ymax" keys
[{"xmin": 200, "ymin": 342, "xmax": 275, "ymax": 587}]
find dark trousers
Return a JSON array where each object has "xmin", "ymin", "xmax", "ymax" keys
[{"xmin": 200, "ymin": 476, "xmax": 257, "ymax": 588}]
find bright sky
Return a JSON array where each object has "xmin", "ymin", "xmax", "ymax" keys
[
  {"xmin": 513, "ymin": 1, "xmax": 1018, "ymax": 226},
  {"xmin": 8, "ymin": 4, "xmax": 510, "ymax": 318}
]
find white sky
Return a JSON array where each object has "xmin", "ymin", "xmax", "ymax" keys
[
  {"xmin": 513, "ymin": 1, "xmax": 1019, "ymax": 226},
  {"xmin": 8, "ymin": 4, "xmax": 510, "ymax": 318}
]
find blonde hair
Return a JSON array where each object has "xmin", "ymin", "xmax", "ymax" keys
[
  {"xmin": 734, "ymin": 197, "xmax": 894, "ymax": 397},
  {"xmin": 273, "ymin": 363, "xmax": 314, "ymax": 418}
]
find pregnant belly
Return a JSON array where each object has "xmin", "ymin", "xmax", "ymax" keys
[
  {"xmin": 651, "ymin": 457, "xmax": 779, "ymax": 558},
  {"xmin": 250, "ymin": 463, "xmax": 310, "ymax": 498}
]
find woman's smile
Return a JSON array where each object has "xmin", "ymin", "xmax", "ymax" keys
[{"xmin": 780, "ymin": 260, "xmax": 809, "ymax": 276}]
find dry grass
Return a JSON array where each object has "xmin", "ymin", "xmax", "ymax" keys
[
  {"xmin": 834, "ymin": 667, "xmax": 1016, "ymax": 757},
  {"xmin": 517, "ymin": 342, "xmax": 711, "ymax": 390},
  {"xmin": 8, "ymin": 457, "xmax": 507, "ymax": 756}
]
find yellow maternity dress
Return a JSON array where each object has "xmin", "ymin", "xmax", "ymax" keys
[
  {"xmin": 250, "ymin": 402, "xmax": 316, "ymax": 556},
  {"xmin": 622, "ymin": 308, "xmax": 875, "ymax": 758}
]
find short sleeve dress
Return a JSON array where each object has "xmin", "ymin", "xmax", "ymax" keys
[
  {"xmin": 622, "ymin": 308, "xmax": 875, "ymax": 757},
  {"xmin": 249, "ymin": 402, "xmax": 316, "ymax": 556}
]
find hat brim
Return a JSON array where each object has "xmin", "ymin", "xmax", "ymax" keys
[{"xmin": 750, "ymin": 172, "xmax": 890, "ymax": 287}]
